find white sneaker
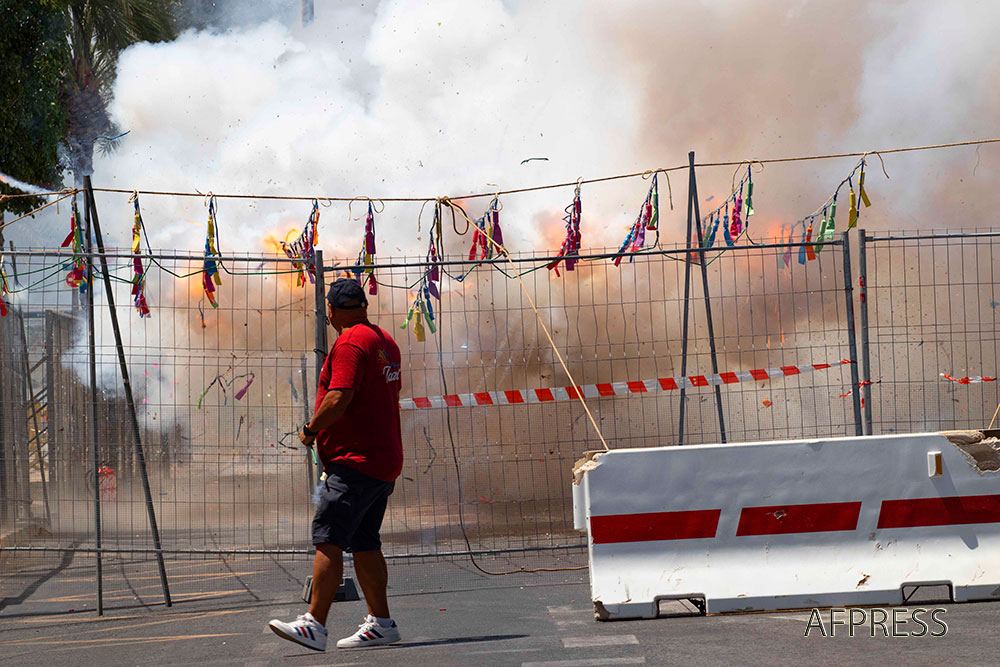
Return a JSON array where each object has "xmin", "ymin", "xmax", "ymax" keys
[
  {"xmin": 336, "ymin": 615, "xmax": 401, "ymax": 648},
  {"xmin": 268, "ymin": 612, "xmax": 327, "ymax": 651}
]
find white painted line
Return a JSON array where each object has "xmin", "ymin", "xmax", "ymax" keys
[
  {"xmin": 562, "ymin": 635, "xmax": 638, "ymax": 648},
  {"xmin": 547, "ymin": 605, "xmax": 583, "ymax": 614},
  {"xmin": 250, "ymin": 640, "xmax": 281, "ymax": 654},
  {"xmin": 468, "ymin": 648, "xmax": 544, "ymax": 655},
  {"xmin": 763, "ymin": 613, "xmax": 814, "ymax": 622},
  {"xmin": 523, "ymin": 658, "xmax": 646, "ymax": 667}
]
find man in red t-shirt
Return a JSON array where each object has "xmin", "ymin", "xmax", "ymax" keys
[{"xmin": 269, "ymin": 279, "xmax": 403, "ymax": 651}]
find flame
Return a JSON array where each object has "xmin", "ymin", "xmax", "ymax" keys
[
  {"xmin": 758, "ymin": 217, "xmax": 786, "ymax": 240},
  {"xmin": 260, "ymin": 225, "xmax": 301, "ymax": 254}
]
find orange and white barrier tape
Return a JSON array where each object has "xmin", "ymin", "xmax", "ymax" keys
[{"xmin": 400, "ymin": 360, "xmax": 854, "ymax": 410}]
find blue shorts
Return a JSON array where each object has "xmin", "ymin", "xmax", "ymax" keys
[{"xmin": 312, "ymin": 463, "xmax": 394, "ymax": 552}]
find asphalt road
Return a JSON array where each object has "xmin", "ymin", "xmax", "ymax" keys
[{"xmin": 2, "ymin": 551, "xmax": 999, "ymax": 666}]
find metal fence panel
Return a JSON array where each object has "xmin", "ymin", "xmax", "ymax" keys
[
  {"xmin": 860, "ymin": 230, "xmax": 1000, "ymax": 435},
  {"xmin": 1, "ymin": 236, "xmax": 860, "ymax": 569}
]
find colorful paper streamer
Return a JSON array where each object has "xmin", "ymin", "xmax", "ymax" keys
[
  {"xmin": 281, "ymin": 200, "xmax": 320, "ymax": 287},
  {"xmin": 60, "ymin": 194, "xmax": 87, "ymax": 293},
  {"xmin": 131, "ymin": 195, "xmax": 151, "ymax": 317},
  {"xmin": 549, "ymin": 184, "xmax": 583, "ymax": 274},
  {"xmin": 615, "ymin": 175, "xmax": 659, "ymax": 266},
  {"xmin": 202, "ymin": 197, "xmax": 222, "ymax": 307}
]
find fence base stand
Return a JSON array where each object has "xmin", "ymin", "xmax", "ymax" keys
[{"xmin": 301, "ymin": 575, "xmax": 360, "ymax": 604}]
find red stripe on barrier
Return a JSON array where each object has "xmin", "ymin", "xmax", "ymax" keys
[
  {"xmin": 690, "ymin": 375, "xmax": 709, "ymax": 387},
  {"xmin": 736, "ymin": 501, "xmax": 861, "ymax": 536},
  {"xmin": 659, "ymin": 378, "xmax": 678, "ymax": 391},
  {"xmin": 591, "ymin": 509, "xmax": 721, "ymax": 544},
  {"xmin": 413, "ymin": 396, "xmax": 432, "ymax": 408},
  {"xmin": 812, "ymin": 364, "xmax": 831, "ymax": 370},
  {"xmin": 535, "ymin": 388, "xmax": 555, "ymax": 402},
  {"xmin": 720, "ymin": 372, "xmax": 739, "ymax": 384},
  {"xmin": 597, "ymin": 383, "xmax": 616, "ymax": 396},
  {"xmin": 566, "ymin": 386, "xmax": 581, "ymax": 399},
  {"xmin": 780, "ymin": 366, "xmax": 801, "ymax": 376},
  {"xmin": 443, "ymin": 394, "xmax": 461, "ymax": 407},
  {"xmin": 750, "ymin": 369, "xmax": 769, "ymax": 381},
  {"xmin": 474, "ymin": 392, "xmax": 493, "ymax": 405},
  {"xmin": 627, "ymin": 381, "xmax": 647, "ymax": 393},
  {"xmin": 504, "ymin": 390, "xmax": 524, "ymax": 404},
  {"xmin": 877, "ymin": 494, "xmax": 1000, "ymax": 529}
]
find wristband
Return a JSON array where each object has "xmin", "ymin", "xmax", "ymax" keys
[{"xmin": 302, "ymin": 423, "xmax": 317, "ymax": 438}]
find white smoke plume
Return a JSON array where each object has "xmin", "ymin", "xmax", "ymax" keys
[
  {"xmin": 7, "ymin": 0, "xmax": 997, "ymax": 252},
  {"xmin": 11, "ymin": 0, "xmax": 1000, "ymax": 444}
]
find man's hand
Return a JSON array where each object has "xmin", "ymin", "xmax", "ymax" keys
[{"xmin": 299, "ymin": 430, "xmax": 316, "ymax": 447}]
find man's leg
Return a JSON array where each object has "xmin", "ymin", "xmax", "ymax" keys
[
  {"xmin": 308, "ymin": 542, "xmax": 343, "ymax": 626},
  {"xmin": 352, "ymin": 549, "xmax": 390, "ymax": 619}
]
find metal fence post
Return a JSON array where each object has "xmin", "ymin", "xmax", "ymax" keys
[
  {"xmin": 689, "ymin": 152, "xmax": 727, "ymax": 443},
  {"xmin": 83, "ymin": 183, "xmax": 103, "ymax": 616},
  {"xmin": 84, "ymin": 178, "xmax": 171, "ymax": 608},
  {"xmin": 856, "ymin": 229, "xmax": 874, "ymax": 435},
  {"xmin": 840, "ymin": 231, "xmax": 864, "ymax": 436},
  {"xmin": 311, "ymin": 250, "xmax": 327, "ymax": 484},
  {"xmin": 18, "ymin": 311, "xmax": 50, "ymax": 524}
]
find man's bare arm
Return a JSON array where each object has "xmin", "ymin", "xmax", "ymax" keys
[{"xmin": 300, "ymin": 388, "xmax": 355, "ymax": 445}]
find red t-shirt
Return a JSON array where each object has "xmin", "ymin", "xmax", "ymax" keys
[{"xmin": 315, "ymin": 322, "xmax": 403, "ymax": 482}]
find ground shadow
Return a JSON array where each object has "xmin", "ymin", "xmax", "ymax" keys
[
  {"xmin": 0, "ymin": 546, "xmax": 76, "ymax": 613},
  {"xmin": 283, "ymin": 633, "xmax": 529, "ymax": 656}
]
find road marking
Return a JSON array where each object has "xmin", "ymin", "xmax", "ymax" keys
[
  {"xmin": 3, "ymin": 632, "xmax": 242, "ymax": 650},
  {"xmin": 0, "ymin": 610, "xmax": 250, "ymax": 644},
  {"xmin": 547, "ymin": 605, "xmax": 592, "ymax": 627},
  {"xmin": 523, "ymin": 658, "xmax": 646, "ymax": 667},
  {"xmin": 562, "ymin": 635, "xmax": 638, "ymax": 648},
  {"xmin": 32, "ymin": 588, "xmax": 246, "ymax": 604},
  {"xmin": 251, "ymin": 640, "xmax": 281, "ymax": 655},
  {"xmin": 763, "ymin": 613, "xmax": 814, "ymax": 622},
  {"xmin": 468, "ymin": 648, "xmax": 544, "ymax": 655}
]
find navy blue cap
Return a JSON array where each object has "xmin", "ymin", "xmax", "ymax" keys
[{"xmin": 326, "ymin": 278, "xmax": 368, "ymax": 309}]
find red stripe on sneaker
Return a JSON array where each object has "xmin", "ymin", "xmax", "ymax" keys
[
  {"xmin": 877, "ymin": 494, "xmax": 1000, "ymax": 528},
  {"xmin": 736, "ymin": 501, "xmax": 861, "ymax": 536},
  {"xmin": 590, "ymin": 509, "xmax": 721, "ymax": 544}
]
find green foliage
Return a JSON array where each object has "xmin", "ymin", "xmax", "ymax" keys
[
  {"xmin": 64, "ymin": 0, "xmax": 179, "ymax": 179},
  {"xmin": 0, "ymin": 0, "xmax": 70, "ymax": 215}
]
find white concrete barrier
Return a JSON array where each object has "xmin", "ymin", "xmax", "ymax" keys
[{"xmin": 575, "ymin": 431, "xmax": 1000, "ymax": 619}]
